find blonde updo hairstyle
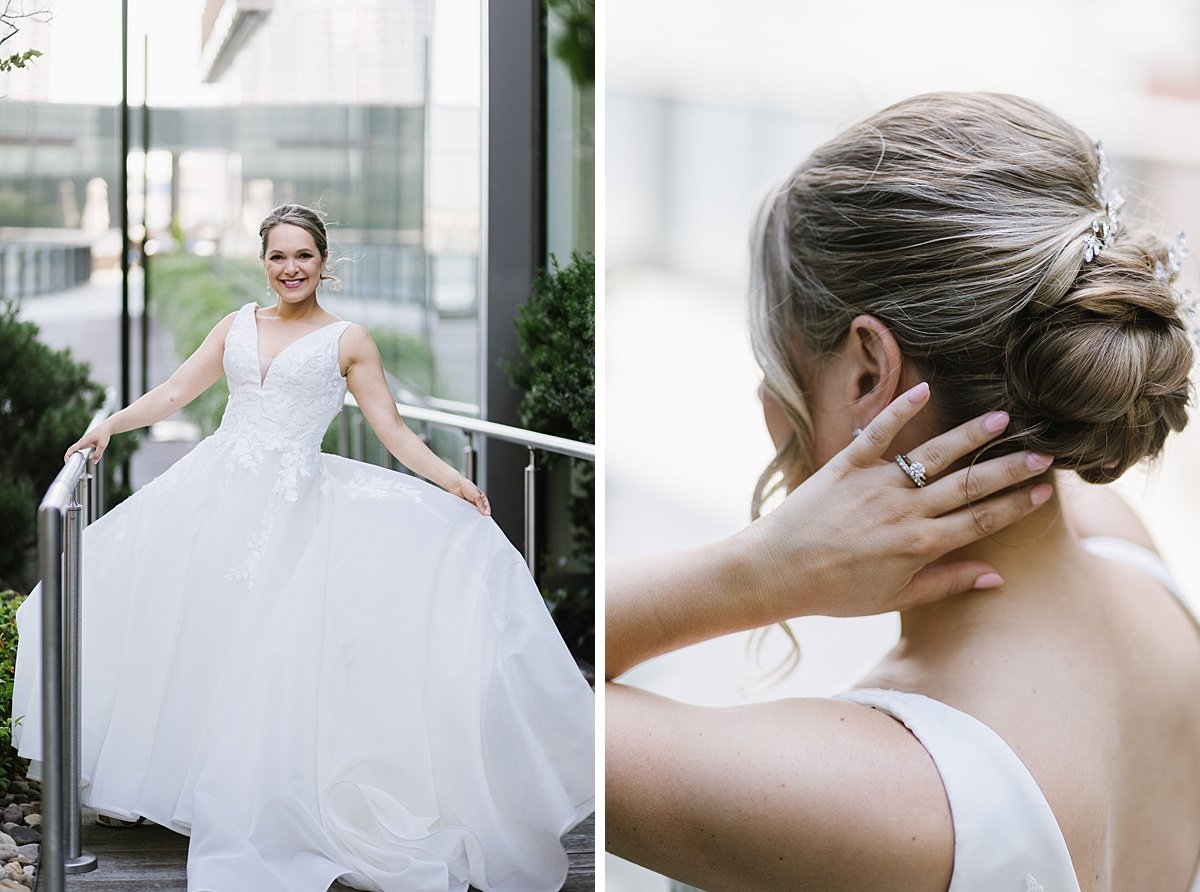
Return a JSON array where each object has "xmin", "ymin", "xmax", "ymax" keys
[
  {"xmin": 258, "ymin": 203, "xmax": 342, "ymax": 291},
  {"xmin": 749, "ymin": 91, "xmax": 1193, "ymax": 518}
]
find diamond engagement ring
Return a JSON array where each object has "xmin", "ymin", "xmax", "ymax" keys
[{"xmin": 895, "ymin": 453, "xmax": 927, "ymax": 488}]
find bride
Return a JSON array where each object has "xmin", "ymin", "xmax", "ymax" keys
[
  {"xmin": 606, "ymin": 92, "xmax": 1200, "ymax": 891},
  {"xmin": 12, "ymin": 203, "xmax": 594, "ymax": 892}
]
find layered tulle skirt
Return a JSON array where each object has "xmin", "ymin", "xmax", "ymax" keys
[{"xmin": 12, "ymin": 432, "xmax": 594, "ymax": 892}]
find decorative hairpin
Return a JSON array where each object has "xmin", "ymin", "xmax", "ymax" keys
[
  {"xmin": 1154, "ymin": 231, "xmax": 1199, "ymax": 349},
  {"xmin": 1154, "ymin": 231, "xmax": 1188, "ymax": 283},
  {"xmin": 1083, "ymin": 141, "xmax": 1124, "ymax": 263}
]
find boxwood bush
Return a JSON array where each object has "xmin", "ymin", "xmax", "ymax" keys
[{"xmin": 504, "ymin": 252, "xmax": 595, "ymax": 667}]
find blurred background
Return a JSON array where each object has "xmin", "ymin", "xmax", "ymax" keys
[
  {"xmin": 605, "ymin": 1, "xmax": 1200, "ymax": 888},
  {"xmin": 0, "ymin": 0, "xmax": 596, "ymax": 655}
]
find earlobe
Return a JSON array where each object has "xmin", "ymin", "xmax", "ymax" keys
[{"xmin": 846, "ymin": 314, "xmax": 905, "ymax": 424}]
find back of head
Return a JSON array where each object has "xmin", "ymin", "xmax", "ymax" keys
[{"xmin": 750, "ymin": 91, "xmax": 1193, "ymax": 512}]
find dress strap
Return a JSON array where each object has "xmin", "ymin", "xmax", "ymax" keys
[
  {"xmin": 1080, "ymin": 536, "xmax": 1198, "ymax": 626},
  {"xmin": 833, "ymin": 688, "xmax": 1082, "ymax": 892}
]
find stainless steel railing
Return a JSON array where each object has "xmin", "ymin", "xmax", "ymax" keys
[
  {"xmin": 0, "ymin": 239, "xmax": 92, "ymax": 299},
  {"xmin": 337, "ymin": 395, "xmax": 596, "ymax": 578},
  {"xmin": 35, "ymin": 389, "xmax": 116, "ymax": 891}
]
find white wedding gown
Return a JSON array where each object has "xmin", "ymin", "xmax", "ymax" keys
[{"xmin": 11, "ymin": 301, "xmax": 595, "ymax": 892}]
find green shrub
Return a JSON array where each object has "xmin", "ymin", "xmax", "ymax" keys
[
  {"xmin": 147, "ymin": 254, "xmax": 260, "ymax": 434},
  {"xmin": 506, "ymin": 252, "xmax": 595, "ymax": 443},
  {"xmin": 0, "ymin": 297, "xmax": 137, "ymax": 592},
  {"xmin": 0, "ymin": 589, "xmax": 28, "ymax": 797},
  {"xmin": 545, "ymin": 0, "xmax": 594, "ymax": 87},
  {"xmin": 370, "ymin": 329, "xmax": 436, "ymax": 397},
  {"xmin": 503, "ymin": 252, "xmax": 595, "ymax": 664}
]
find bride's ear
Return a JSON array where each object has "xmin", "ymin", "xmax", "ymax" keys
[{"xmin": 843, "ymin": 314, "xmax": 905, "ymax": 424}]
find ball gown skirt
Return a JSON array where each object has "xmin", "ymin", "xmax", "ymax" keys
[{"xmin": 10, "ymin": 302, "xmax": 595, "ymax": 892}]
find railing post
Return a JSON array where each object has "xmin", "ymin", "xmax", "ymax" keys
[
  {"xmin": 96, "ymin": 452, "xmax": 107, "ymax": 522},
  {"xmin": 337, "ymin": 407, "xmax": 350, "ymax": 457},
  {"xmin": 37, "ymin": 503, "xmax": 66, "ymax": 892},
  {"xmin": 523, "ymin": 447, "xmax": 538, "ymax": 582},
  {"xmin": 350, "ymin": 411, "xmax": 365, "ymax": 462},
  {"xmin": 462, "ymin": 431, "xmax": 477, "ymax": 483},
  {"xmin": 63, "ymin": 477, "xmax": 98, "ymax": 874}
]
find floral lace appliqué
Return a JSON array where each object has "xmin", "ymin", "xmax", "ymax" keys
[
  {"xmin": 216, "ymin": 305, "xmax": 351, "ymax": 588},
  {"xmin": 221, "ymin": 510, "xmax": 276, "ymax": 586},
  {"xmin": 1023, "ymin": 875, "xmax": 1045, "ymax": 892},
  {"xmin": 343, "ymin": 469, "xmax": 423, "ymax": 502}
]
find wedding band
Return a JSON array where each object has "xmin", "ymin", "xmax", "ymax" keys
[{"xmin": 895, "ymin": 453, "xmax": 927, "ymax": 488}]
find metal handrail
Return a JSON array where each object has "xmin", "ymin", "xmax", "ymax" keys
[
  {"xmin": 343, "ymin": 394, "xmax": 596, "ymax": 460},
  {"xmin": 35, "ymin": 389, "xmax": 116, "ymax": 890},
  {"xmin": 338, "ymin": 395, "xmax": 596, "ymax": 576}
]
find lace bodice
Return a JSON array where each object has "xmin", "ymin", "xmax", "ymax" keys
[
  {"xmin": 211, "ymin": 302, "xmax": 354, "ymax": 586},
  {"xmin": 217, "ymin": 301, "xmax": 352, "ymax": 454}
]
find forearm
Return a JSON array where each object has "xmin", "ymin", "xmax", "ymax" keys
[
  {"xmin": 605, "ymin": 523, "xmax": 823, "ymax": 681},
  {"xmin": 377, "ymin": 420, "xmax": 463, "ymax": 490},
  {"xmin": 101, "ymin": 383, "xmax": 186, "ymax": 437}
]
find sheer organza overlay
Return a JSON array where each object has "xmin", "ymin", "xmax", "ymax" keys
[{"xmin": 12, "ymin": 302, "xmax": 595, "ymax": 892}]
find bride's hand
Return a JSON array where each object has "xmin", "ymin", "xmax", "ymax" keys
[
  {"xmin": 739, "ymin": 381, "xmax": 1055, "ymax": 617},
  {"xmin": 447, "ymin": 477, "xmax": 491, "ymax": 515},
  {"xmin": 64, "ymin": 423, "xmax": 112, "ymax": 465}
]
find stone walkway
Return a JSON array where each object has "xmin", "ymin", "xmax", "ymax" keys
[{"xmin": 63, "ymin": 809, "xmax": 595, "ymax": 891}]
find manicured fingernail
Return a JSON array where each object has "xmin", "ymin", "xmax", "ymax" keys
[
  {"xmin": 1030, "ymin": 482, "xmax": 1053, "ymax": 505},
  {"xmin": 974, "ymin": 573, "xmax": 1004, "ymax": 590},
  {"xmin": 906, "ymin": 382, "xmax": 930, "ymax": 403},
  {"xmin": 1026, "ymin": 453, "xmax": 1053, "ymax": 472},
  {"xmin": 983, "ymin": 411, "xmax": 1010, "ymax": 433}
]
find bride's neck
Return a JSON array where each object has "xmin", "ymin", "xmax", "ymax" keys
[{"xmin": 897, "ymin": 483, "xmax": 1093, "ymax": 646}]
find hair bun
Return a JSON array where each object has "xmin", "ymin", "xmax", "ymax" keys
[{"xmin": 1006, "ymin": 232, "xmax": 1194, "ymax": 482}]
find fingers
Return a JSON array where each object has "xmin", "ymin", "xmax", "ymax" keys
[
  {"xmin": 64, "ymin": 437, "xmax": 105, "ymax": 465},
  {"xmin": 904, "ymin": 409, "xmax": 1015, "ymax": 478},
  {"xmin": 923, "ymin": 449, "xmax": 1053, "ymax": 516},
  {"xmin": 929, "ymin": 481, "xmax": 1054, "ymax": 553},
  {"xmin": 460, "ymin": 482, "xmax": 489, "ymax": 515},
  {"xmin": 902, "ymin": 560, "xmax": 1006, "ymax": 608},
  {"xmin": 844, "ymin": 382, "xmax": 930, "ymax": 466}
]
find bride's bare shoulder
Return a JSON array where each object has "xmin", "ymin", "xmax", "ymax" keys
[
  {"xmin": 606, "ymin": 685, "xmax": 953, "ymax": 891},
  {"xmin": 201, "ymin": 309, "xmax": 242, "ymax": 345},
  {"xmin": 338, "ymin": 323, "xmax": 380, "ymax": 354}
]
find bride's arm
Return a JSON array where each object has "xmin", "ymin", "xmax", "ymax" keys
[
  {"xmin": 605, "ymin": 388, "xmax": 1051, "ymax": 888},
  {"xmin": 64, "ymin": 311, "xmax": 238, "ymax": 464},
  {"xmin": 340, "ymin": 324, "xmax": 489, "ymax": 514},
  {"xmin": 606, "ymin": 684, "xmax": 954, "ymax": 891},
  {"xmin": 606, "ymin": 384, "xmax": 1056, "ymax": 679}
]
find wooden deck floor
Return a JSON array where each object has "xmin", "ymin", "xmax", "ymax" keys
[{"xmin": 63, "ymin": 808, "xmax": 595, "ymax": 891}]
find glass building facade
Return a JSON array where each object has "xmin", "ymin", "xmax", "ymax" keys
[{"xmin": 1, "ymin": 0, "xmax": 482, "ymax": 408}]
